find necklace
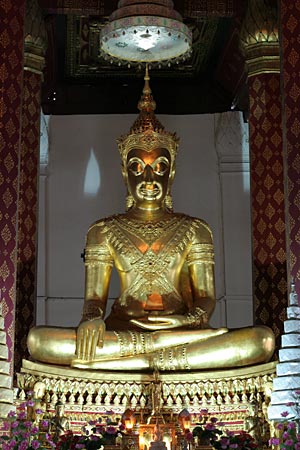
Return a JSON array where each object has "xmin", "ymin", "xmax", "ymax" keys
[{"xmin": 115, "ymin": 215, "xmax": 180, "ymax": 245}]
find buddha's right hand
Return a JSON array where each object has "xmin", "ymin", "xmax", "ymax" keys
[{"xmin": 75, "ymin": 318, "xmax": 106, "ymax": 361}]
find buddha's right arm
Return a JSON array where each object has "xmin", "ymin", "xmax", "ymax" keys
[
  {"xmin": 74, "ymin": 224, "xmax": 113, "ymax": 361},
  {"xmin": 81, "ymin": 224, "xmax": 114, "ymax": 322},
  {"xmin": 82, "ymin": 263, "xmax": 112, "ymax": 321}
]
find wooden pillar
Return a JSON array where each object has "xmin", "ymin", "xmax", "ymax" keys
[
  {"xmin": 0, "ymin": 0, "xmax": 26, "ymax": 414},
  {"xmin": 14, "ymin": 0, "xmax": 46, "ymax": 373},
  {"xmin": 280, "ymin": 1, "xmax": 300, "ymax": 294},
  {"xmin": 241, "ymin": 0, "xmax": 287, "ymax": 349}
]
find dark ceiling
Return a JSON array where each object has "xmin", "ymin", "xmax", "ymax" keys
[{"xmin": 40, "ymin": 0, "xmax": 249, "ymax": 115}]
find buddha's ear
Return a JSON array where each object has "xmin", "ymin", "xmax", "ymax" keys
[
  {"xmin": 121, "ymin": 164, "xmax": 127, "ymax": 183},
  {"xmin": 169, "ymin": 165, "xmax": 176, "ymax": 184}
]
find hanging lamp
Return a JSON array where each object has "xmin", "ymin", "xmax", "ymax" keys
[{"xmin": 100, "ymin": 0, "xmax": 192, "ymax": 65}]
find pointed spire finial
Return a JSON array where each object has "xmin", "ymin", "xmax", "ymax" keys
[{"xmin": 137, "ymin": 64, "xmax": 156, "ymax": 113}]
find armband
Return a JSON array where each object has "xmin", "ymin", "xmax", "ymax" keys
[
  {"xmin": 187, "ymin": 243, "xmax": 214, "ymax": 266},
  {"xmin": 85, "ymin": 244, "xmax": 113, "ymax": 267}
]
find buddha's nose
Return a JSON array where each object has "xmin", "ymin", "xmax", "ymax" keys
[{"xmin": 143, "ymin": 164, "xmax": 154, "ymax": 182}]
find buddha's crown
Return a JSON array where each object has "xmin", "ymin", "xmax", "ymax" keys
[{"xmin": 117, "ymin": 66, "xmax": 179, "ymax": 167}]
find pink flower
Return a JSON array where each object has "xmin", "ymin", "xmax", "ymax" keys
[
  {"xmin": 281, "ymin": 411, "xmax": 290, "ymax": 417},
  {"xmin": 12, "ymin": 429, "xmax": 20, "ymax": 435},
  {"xmin": 31, "ymin": 440, "xmax": 40, "ymax": 449},
  {"xmin": 205, "ymin": 423, "xmax": 216, "ymax": 431},
  {"xmin": 22, "ymin": 431, "xmax": 31, "ymax": 439},
  {"xmin": 229, "ymin": 444, "xmax": 238, "ymax": 449},
  {"xmin": 106, "ymin": 425, "xmax": 117, "ymax": 434},
  {"xmin": 26, "ymin": 400, "xmax": 34, "ymax": 407},
  {"xmin": 18, "ymin": 441, "xmax": 28, "ymax": 450},
  {"xmin": 269, "ymin": 438, "xmax": 280, "ymax": 445},
  {"xmin": 11, "ymin": 421, "xmax": 19, "ymax": 428},
  {"xmin": 284, "ymin": 439, "xmax": 294, "ymax": 446},
  {"xmin": 7, "ymin": 411, "xmax": 16, "ymax": 417},
  {"xmin": 23, "ymin": 421, "xmax": 32, "ymax": 428},
  {"xmin": 288, "ymin": 422, "xmax": 296, "ymax": 429},
  {"xmin": 2, "ymin": 421, "xmax": 10, "ymax": 430},
  {"xmin": 18, "ymin": 412, "xmax": 26, "ymax": 420},
  {"xmin": 220, "ymin": 438, "xmax": 230, "ymax": 445},
  {"xmin": 283, "ymin": 432, "xmax": 289, "ymax": 439},
  {"xmin": 277, "ymin": 423, "xmax": 284, "ymax": 430},
  {"xmin": 211, "ymin": 417, "xmax": 218, "ymax": 423},
  {"xmin": 35, "ymin": 408, "xmax": 43, "ymax": 415}
]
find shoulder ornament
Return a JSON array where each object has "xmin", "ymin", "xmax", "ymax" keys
[
  {"xmin": 186, "ymin": 218, "xmax": 214, "ymax": 266},
  {"xmin": 85, "ymin": 217, "xmax": 115, "ymax": 267}
]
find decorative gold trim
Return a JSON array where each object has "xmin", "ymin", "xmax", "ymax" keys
[
  {"xmin": 24, "ymin": 52, "xmax": 45, "ymax": 75},
  {"xmin": 240, "ymin": 0, "xmax": 279, "ymax": 77},
  {"xmin": 244, "ymin": 42, "xmax": 280, "ymax": 77},
  {"xmin": 17, "ymin": 359, "xmax": 276, "ymax": 437}
]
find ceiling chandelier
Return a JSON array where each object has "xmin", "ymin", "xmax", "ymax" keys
[{"xmin": 100, "ymin": 0, "xmax": 192, "ymax": 65}]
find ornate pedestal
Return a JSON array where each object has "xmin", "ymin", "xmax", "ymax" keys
[{"xmin": 17, "ymin": 359, "xmax": 276, "ymax": 436}]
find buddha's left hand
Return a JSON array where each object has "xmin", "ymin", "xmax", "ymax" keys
[{"xmin": 131, "ymin": 315, "xmax": 187, "ymax": 330}]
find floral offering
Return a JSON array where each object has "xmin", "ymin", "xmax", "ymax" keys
[{"xmin": 0, "ymin": 400, "xmax": 54, "ymax": 450}]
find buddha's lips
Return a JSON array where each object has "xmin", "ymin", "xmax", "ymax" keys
[{"xmin": 139, "ymin": 184, "xmax": 161, "ymax": 199}]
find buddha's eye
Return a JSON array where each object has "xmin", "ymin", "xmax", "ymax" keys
[
  {"xmin": 127, "ymin": 160, "xmax": 144, "ymax": 176},
  {"xmin": 153, "ymin": 160, "xmax": 169, "ymax": 175}
]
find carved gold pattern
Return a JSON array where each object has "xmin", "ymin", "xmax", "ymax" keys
[
  {"xmin": 114, "ymin": 331, "xmax": 154, "ymax": 357},
  {"xmin": 98, "ymin": 214, "xmax": 204, "ymax": 308},
  {"xmin": 18, "ymin": 360, "xmax": 276, "ymax": 434},
  {"xmin": 155, "ymin": 345, "xmax": 191, "ymax": 371},
  {"xmin": 113, "ymin": 215, "xmax": 181, "ymax": 245},
  {"xmin": 240, "ymin": 0, "xmax": 279, "ymax": 76}
]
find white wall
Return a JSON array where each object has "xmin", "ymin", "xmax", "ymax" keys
[{"xmin": 37, "ymin": 112, "xmax": 252, "ymax": 329}]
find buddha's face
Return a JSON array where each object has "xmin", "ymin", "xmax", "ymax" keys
[{"xmin": 126, "ymin": 147, "xmax": 171, "ymax": 210}]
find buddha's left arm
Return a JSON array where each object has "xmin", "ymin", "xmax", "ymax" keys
[{"xmin": 187, "ymin": 221, "xmax": 216, "ymax": 320}]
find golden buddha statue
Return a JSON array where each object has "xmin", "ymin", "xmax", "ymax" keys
[{"xmin": 28, "ymin": 68, "xmax": 275, "ymax": 371}]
